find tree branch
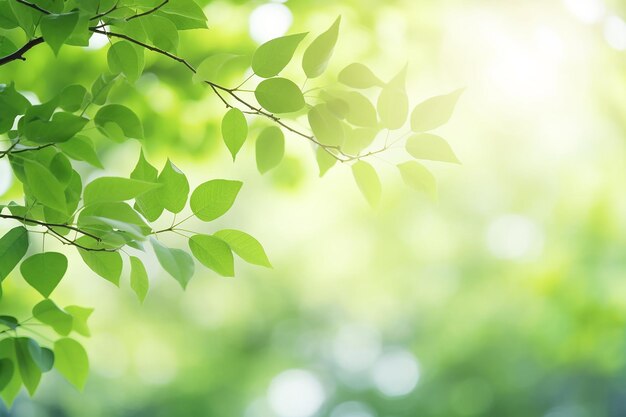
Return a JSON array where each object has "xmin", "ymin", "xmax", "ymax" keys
[
  {"xmin": 15, "ymin": 0, "xmax": 50, "ymax": 15},
  {"xmin": 127, "ymin": 0, "xmax": 169, "ymax": 21},
  {"xmin": 0, "ymin": 37, "xmax": 44, "ymax": 66}
]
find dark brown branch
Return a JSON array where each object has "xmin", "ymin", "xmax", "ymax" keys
[
  {"xmin": 15, "ymin": 0, "xmax": 50, "ymax": 15},
  {"xmin": 127, "ymin": 0, "xmax": 169, "ymax": 21},
  {"xmin": 0, "ymin": 37, "xmax": 44, "ymax": 66}
]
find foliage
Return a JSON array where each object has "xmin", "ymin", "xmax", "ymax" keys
[{"xmin": 0, "ymin": 0, "xmax": 460, "ymax": 403}]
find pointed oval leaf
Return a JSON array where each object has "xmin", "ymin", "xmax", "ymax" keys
[
  {"xmin": 308, "ymin": 104, "xmax": 345, "ymax": 147},
  {"xmin": 107, "ymin": 41, "xmax": 144, "ymax": 83},
  {"xmin": 151, "ymin": 238, "xmax": 195, "ymax": 288},
  {"xmin": 131, "ymin": 150, "xmax": 164, "ymax": 222},
  {"xmin": 188, "ymin": 234, "xmax": 234, "ymax": 277},
  {"xmin": 255, "ymin": 78, "xmax": 305, "ymax": 114},
  {"xmin": 221, "ymin": 108, "xmax": 248, "ymax": 161},
  {"xmin": 406, "ymin": 133, "xmax": 460, "ymax": 163},
  {"xmin": 256, "ymin": 126, "xmax": 285, "ymax": 174},
  {"xmin": 0, "ymin": 226, "xmax": 29, "ymax": 281},
  {"xmin": 13, "ymin": 338, "xmax": 40, "ymax": 395},
  {"xmin": 129, "ymin": 256, "xmax": 149, "ymax": 302},
  {"xmin": 157, "ymin": 159, "xmax": 189, "ymax": 213},
  {"xmin": 94, "ymin": 104, "xmax": 144, "ymax": 140},
  {"xmin": 302, "ymin": 16, "xmax": 340, "ymax": 78},
  {"xmin": 214, "ymin": 229, "xmax": 271, "ymax": 267},
  {"xmin": 189, "ymin": 179, "xmax": 242, "ymax": 222},
  {"xmin": 0, "ymin": 358, "xmax": 14, "ymax": 392},
  {"xmin": 252, "ymin": 32, "xmax": 308, "ymax": 78},
  {"xmin": 83, "ymin": 177, "xmax": 160, "ymax": 206},
  {"xmin": 40, "ymin": 12, "xmax": 79, "ymax": 55},
  {"xmin": 32, "ymin": 299, "xmax": 73, "ymax": 336},
  {"xmin": 351, "ymin": 160, "xmax": 381, "ymax": 207},
  {"xmin": 54, "ymin": 338, "xmax": 88, "ymax": 390},
  {"xmin": 338, "ymin": 63, "xmax": 383, "ymax": 89},
  {"xmin": 316, "ymin": 147, "xmax": 337, "ymax": 177},
  {"xmin": 410, "ymin": 89, "xmax": 463, "ymax": 132},
  {"xmin": 20, "ymin": 252, "xmax": 67, "ymax": 298},
  {"xmin": 397, "ymin": 161, "xmax": 437, "ymax": 199}
]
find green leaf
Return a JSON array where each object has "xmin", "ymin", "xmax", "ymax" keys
[
  {"xmin": 131, "ymin": 150, "xmax": 164, "ymax": 222},
  {"xmin": 26, "ymin": 339, "xmax": 53, "ymax": 372},
  {"xmin": 22, "ymin": 159, "xmax": 67, "ymax": 213},
  {"xmin": 315, "ymin": 147, "xmax": 337, "ymax": 177},
  {"xmin": 410, "ymin": 89, "xmax": 463, "ymax": 132},
  {"xmin": 94, "ymin": 104, "xmax": 144, "ymax": 140},
  {"xmin": 57, "ymin": 135, "xmax": 104, "ymax": 168},
  {"xmin": 338, "ymin": 91, "xmax": 378, "ymax": 128},
  {"xmin": 129, "ymin": 256, "xmax": 149, "ymax": 303},
  {"xmin": 59, "ymin": 84, "xmax": 88, "ymax": 112},
  {"xmin": 20, "ymin": 252, "xmax": 67, "ymax": 298},
  {"xmin": 188, "ymin": 234, "xmax": 234, "ymax": 277},
  {"xmin": 255, "ymin": 78, "xmax": 305, "ymax": 114},
  {"xmin": 90, "ymin": 73, "xmax": 118, "ymax": 106},
  {"xmin": 256, "ymin": 126, "xmax": 285, "ymax": 174},
  {"xmin": 192, "ymin": 54, "xmax": 240, "ymax": 84},
  {"xmin": 54, "ymin": 338, "xmax": 88, "ymax": 390},
  {"xmin": 107, "ymin": 41, "xmax": 144, "ymax": 83},
  {"xmin": 157, "ymin": 160, "xmax": 189, "ymax": 213},
  {"xmin": 65, "ymin": 305, "xmax": 93, "ymax": 337},
  {"xmin": 0, "ymin": 316, "xmax": 18, "ymax": 330},
  {"xmin": 352, "ymin": 160, "xmax": 381, "ymax": 207},
  {"xmin": 0, "ymin": 36, "xmax": 15, "ymax": 56},
  {"xmin": 308, "ymin": 104, "xmax": 345, "ymax": 146},
  {"xmin": 160, "ymin": 0, "xmax": 207, "ymax": 28},
  {"xmin": 76, "ymin": 238, "xmax": 123, "ymax": 285},
  {"xmin": 302, "ymin": 16, "xmax": 341, "ymax": 78},
  {"xmin": 0, "ymin": 358, "xmax": 14, "ymax": 392},
  {"xmin": 378, "ymin": 67, "xmax": 409, "ymax": 130},
  {"xmin": 14, "ymin": 337, "xmax": 40, "ymax": 395},
  {"xmin": 252, "ymin": 32, "xmax": 308, "ymax": 78},
  {"xmin": 406, "ymin": 133, "xmax": 460, "ymax": 163},
  {"xmin": 342, "ymin": 127, "xmax": 377, "ymax": 156},
  {"xmin": 397, "ymin": 161, "xmax": 437, "ymax": 199},
  {"xmin": 32, "ymin": 299, "xmax": 73, "ymax": 336},
  {"xmin": 83, "ymin": 177, "xmax": 160, "ymax": 206},
  {"xmin": 151, "ymin": 238, "xmax": 195, "ymax": 288},
  {"xmin": 142, "ymin": 15, "xmax": 179, "ymax": 53},
  {"xmin": 0, "ymin": 226, "xmax": 29, "ymax": 281},
  {"xmin": 0, "ymin": 83, "xmax": 30, "ymax": 134},
  {"xmin": 221, "ymin": 108, "xmax": 248, "ymax": 161},
  {"xmin": 190, "ymin": 180, "xmax": 242, "ymax": 222},
  {"xmin": 214, "ymin": 229, "xmax": 271, "ymax": 267},
  {"xmin": 40, "ymin": 12, "xmax": 79, "ymax": 55},
  {"xmin": 338, "ymin": 63, "xmax": 383, "ymax": 88}
]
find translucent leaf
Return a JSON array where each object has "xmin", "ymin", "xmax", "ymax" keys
[
  {"xmin": 189, "ymin": 179, "xmax": 242, "ymax": 222},
  {"xmin": 308, "ymin": 104, "xmax": 345, "ymax": 147},
  {"xmin": 193, "ymin": 54, "xmax": 245, "ymax": 84},
  {"xmin": 54, "ymin": 338, "xmax": 88, "ymax": 390},
  {"xmin": 32, "ymin": 300, "xmax": 73, "ymax": 336},
  {"xmin": 23, "ymin": 159, "xmax": 67, "ymax": 213},
  {"xmin": 76, "ymin": 238, "xmax": 123, "ymax": 286},
  {"xmin": 188, "ymin": 234, "xmax": 234, "ymax": 277},
  {"xmin": 57, "ymin": 135, "xmax": 103, "ymax": 169},
  {"xmin": 129, "ymin": 256, "xmax": 149, "ymax": 303},
  {"xmin": 0, "ymin": 358, "xmax": 14, "ymax": 392},
  {"xmin": 59, "ymin": 84, "xmax": 88, "ymax": 112},
  {"xmin": 410, "ymin": 89, "xmax": 463, "ymax": 132},
  {"xmin": 338, "ymin": 91, "xmax": 378, "ymax": 128},
  {"xmin": 256, "ymin": 126, "xmax": 284, "ymax": 174},
  {"xmin": 151, "ymin": 238, "xmax": 195, "ymax": 288},
  {"xmin": 342, "ymin": 127, "xmax": 377, "ymax": 156},
  {"xmin": 94, "ymin": 104, "xmax": 144, "ymax": 139},
  {"xmin": 221, "ymin": 108, "xmax": 248, "ymax": 161},
  {"xmin": 131, "ymin": 150, "xmax": 164, "ymax": 222},
  {"xmin": 90, "ymin": 73, "xmax": 118, "ymax": 106},
  {"xmin": 214, "ymin": 229, "xmax": 271, "ymax": 267},
  {"xmin": 378, "ymin": 85, "xmax": 408, "ymax": 130},
  {"xmin": 26, "ymin": 339, "xmax": 53, "ymax": 372},
  {"xmin": 14, "ymin": 338, "xmax": 40, "ymax": 395},
  {"xmin": 107, "ymin": 41, "xmax": 144, "ymax": 83},
  {"xmin": 141, "ymin": 15, "xmax": 178, "ymax": 53},
  {"xmin": 315, "ymin": 147, "xmax": 336, "ymax": 177},
  {"xmin": 406, "ymin": 133, "xmax": 460, "ymax": 163},
  {"xmin": 160, "ymin": 0, "xmax": 207, "ymax": 29},
  {"xmin": 255, "ymin": 78, "xmax": 305, "ymax": 113},
  {"xmin": 252, "ymin": 32, "xmax": 307, "ymax": 78},
  {"xmin": 0, "ymin": 83, "xmax": 30, "ymax": 134},
  {"xmin": 65, "ymin": 306, "xmax": 93, "ymax": 337},
  {"xmin": 0, "ymin": 226, "xmax": 28, "ymax": 282},
  {"xmin": 157, "ymin": 159, "xmax": 189, "ymax": 213},
  {"xmin": 40, "ymin": 12, "xmax": 79, "ymax": 55},
  {"xmin": 338, "ymin": 63, "xmax": 383, "ymax": 89},
  {"xmin": 20, "ymin": 252, "xmax": 67, "ymax": 298},
  {"xmin": 302, "ymin": 16, "xmax": 341, "ymax": 78},
  {"xmin": 83, "ymin": 177, "xmax": 160, "ymax": 206},
  {"xmin": 397, "ymin": 161, "xmax": 437, "ymax": 199},
  {"xmin": 351, "ymin": 160, "xmax": 381, "ymax": 207}
]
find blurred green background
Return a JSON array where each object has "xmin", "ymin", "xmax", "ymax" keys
[{"xmin": 2, "ymin": 0, "xmax": 626, "ymax": 415}]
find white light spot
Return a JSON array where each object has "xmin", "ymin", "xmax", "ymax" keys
[
  {"xmin": 371, "ymin": 348, "xmax": 420, "ymax": 397},
  {"xmin": 249, "ymin": 3, "xmax": 293, "ymax": 44},
  {"xmin": 562, "ymin": 0, "xmax": 605, "ymax": 24},
  {"xmin": 268, "ymin": 369, "xmax": 326, "ymax": 417},
  {"xmin": 486, "ymin": 214, "xmax": 544, "ymax": 260},
  {"xmin": 604, "ymin": 15, "xmax": 626, "ymax": 51},
  {"xmin": 0, "ymin": 159, "xmax": 13, "ymax": 197},
  {"xmin": 329, "ymin": 402, "xmax": 376, "ymax": 417},
  {"xmin": 332, "ymin": 324, "xmax": 381, "ymax": 373},
  {"xmin": 88, "ymin": 23, "xmax": 109, "ymax": 50}
]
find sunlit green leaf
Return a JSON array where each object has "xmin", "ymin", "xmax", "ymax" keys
[
  {"xmin": 157, "ymin": 159, "xmax": 189, "ymax": 213},
  {"xmin": 188, "ymin": 234, "xmax": 234, "ymax": 277},
  {"xmin": 83, "ymin": 177, "xmax": 160, "ymax": 206},
  {"xmin": 94, "ymin": 104, "xmax": 144, "ymax": 140},
  {"xmin": 54, "ymin": 338, "xmax": 88, "ymax": 390},
  {"xmin": 14, "ymin": 337, "xmax": 40, "ymax": 395},
  {"xmin": 0, "ymin": 226, "xmax": 28, "ymax": 282},
  {"xmin": 406, "ymin": 133, "xmax": 460, "ymax": 163},
  {"xmin": 410, "ymin": 89, "xmax": 463, "ymax": 132},
  {"xmin": 397, "ymin": 161, "xmax": 437, "ymax": 199},
  {"xmin": 107, "ymin": 41, "xmax": 144, "ymax": 83},
  {"xmin": 40, "ymin": 12, "xmax": 79, "ymax": 55},
  {"xmin": 352, "ymin": 160, "xmax": 381, "ymax": 207},
  {"xmin": 256, "ymin": 126, "xmax": 285, "ymax": 174},
  {"xmin": 302, "ymin": 16, "xmax": 341, "ymax": 78},
  {"xmin": 338, "ymin": 63, "xmax": 383, "ymax": 89},
  {"xmin": 252, "ymin": 32, "xmax": 308, "ymax": 78},
  {"xmin": 214, "ymin": 229, "xmax": 271, "ymax": 267},
  {"xmin": 129, "ymin": 256, "xmax": 149, "ymax": 303},
  {"xmin": 32, "ymin": 299, "xmax": 73, "ymax": 336},
  {"xmin": 151, "ymin": 238, "xmax": 195, "ymax": 288},
  {"xmin": 221, "ymin": 108, "xmax": 248, "ymax": 161},
  {"xmin": 255, "ymin": 78, "xmax": 305, "ymax": 113},
  {"xmin": 65, "ymin": 305, "xmax": 93, "ymax": 337},
  {"xmin": 190, "ymin": 180, "xmax": 242, "ymax": 222},
  {"xmin": 315, "ymin": 147, "xmax": 337, "ymax": 177},
  {"xmin": 308, "ymin": 104, "xmax": 345, "ymax": 147},
  {"xmin": 131, "ymin": 150, "xmax": 164, "ymax": 222},
  {"xmin": 20, "ymin": 252, "xmax": 67, "ymax": 298}
]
